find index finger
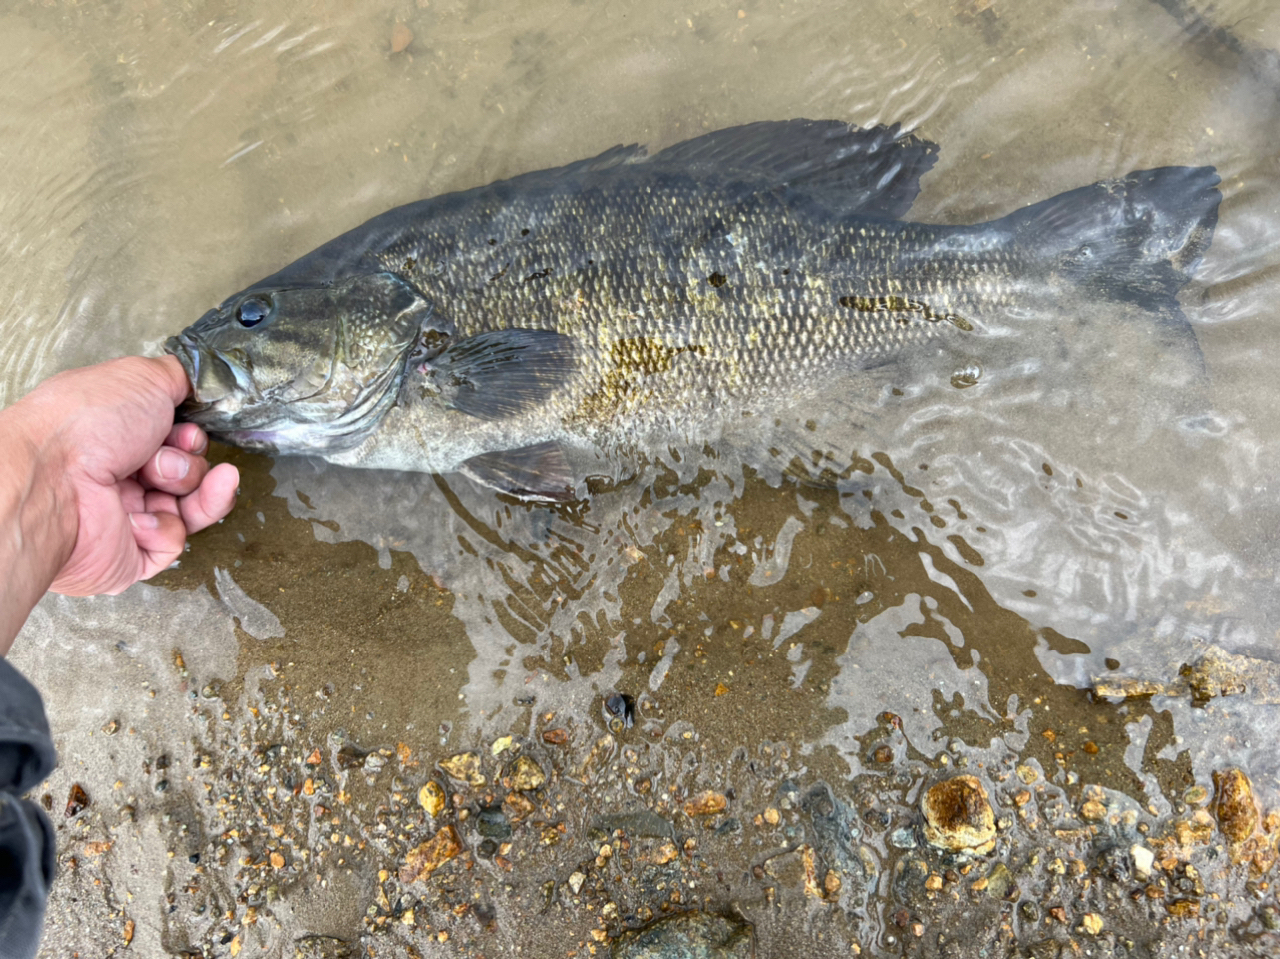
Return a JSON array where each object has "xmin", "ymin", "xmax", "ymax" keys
[{"xmin": 165, "ymin": 422, "xmax": 208, "ymax": 455}]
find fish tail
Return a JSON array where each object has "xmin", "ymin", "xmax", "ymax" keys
[{"xmin": 998, "ymin": 166, "xmax": 1221, "ymax": 310}]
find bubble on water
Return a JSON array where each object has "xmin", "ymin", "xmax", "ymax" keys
[{"xmin": 950, "ymin": 363, "xmax": 982, "ymax": 389}]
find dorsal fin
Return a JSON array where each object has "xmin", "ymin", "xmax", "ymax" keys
[
  {"xmin": 647, "ymin": 119, "xmax": 939, "ymax": 219},
  {"xmin": 553, "ymin": 141, "xmax": 649, "ymax": 174},
  {"xmin": 235, "ymin": 121, "xmax": 937, "ymax": 294}
]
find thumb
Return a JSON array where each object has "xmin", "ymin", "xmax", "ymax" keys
[{"xmin": 145, "ymin": 354, "xmax": 195, "ymax": 408}]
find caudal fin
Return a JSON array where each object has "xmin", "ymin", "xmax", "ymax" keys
[{"xmin": 998, "ymin": 166, "xmax": 1221, "ymax": 311}]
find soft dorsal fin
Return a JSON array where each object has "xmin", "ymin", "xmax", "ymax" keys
[{"xmin": 647, "ymin": 119, "xmax": 939, "ymax": 219}]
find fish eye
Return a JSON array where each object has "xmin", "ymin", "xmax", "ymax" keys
[{"xmin": 236, "ymin": 295, "xmax": 274, "ymax": 328}]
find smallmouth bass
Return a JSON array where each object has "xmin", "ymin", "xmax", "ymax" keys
[{"xmin": 166, "ymin": 119, "xmax": 1219, "ymax": 500}]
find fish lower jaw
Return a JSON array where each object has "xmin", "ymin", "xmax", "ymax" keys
[
  {"xmin": 200, "ymin": 418, "xmax": 323, "ymax": 454},
  {"xmin": 213, "ymin": 413, "xmax": 399, "ymax": 457}
]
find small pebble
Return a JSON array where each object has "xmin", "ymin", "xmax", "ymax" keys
[
  {"xmin": 390, "ymin": 22, "xmax": 413, "ymax": 53},
  {"xmin": 418, "ymin": 781, "xmax": 445, "ymax": 817},
  {"xmin": 65, "ymin": 784, "xmax": 90, "ymax": 818},
  {"xmin": 1213, "ymin": 767, "xmax": 1259, "ymax": 846},
  {"xmin": 1080, "ymin": 800, "xmax": 1107, "ymax": 822},
  {"xmin": 683, "ymin": 790, "xmax": 727, "ymax": 817}
]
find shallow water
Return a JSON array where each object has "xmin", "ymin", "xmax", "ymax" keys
[{"xmin": 6, "ymin": 0, "xmax": 1280, "ymax": 955}]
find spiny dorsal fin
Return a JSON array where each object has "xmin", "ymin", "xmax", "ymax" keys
[
  {"xmin": 477, "ymin": 143, "xmax": 650, "ymax": 197},
  {"xmin": 647, "ymin": 119, "xmax": 940, "ymax": 219}
]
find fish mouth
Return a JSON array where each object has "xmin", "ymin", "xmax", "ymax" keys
[
  {"xmin": 164, "ymin": 341, "xmax": 284, "ymax": 451},
  {"xmin": 164, "ymin": 334, "xmax": 201, "ymax": 397},
  {"xmin": 164, "ymin": 333, "xmax": 252, "ymax": 417},
  {"xmin": 165, "ymin": 334, "xmax": 213, "ymax": 424}
]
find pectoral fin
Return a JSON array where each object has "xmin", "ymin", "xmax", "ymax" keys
[
  {"xmin": 460, "ymin": 441, "xmax": 576, "ymax": 502},
  {"xmin": 426, "ymin": 329, "xmax": 577, "ymax": 419}
]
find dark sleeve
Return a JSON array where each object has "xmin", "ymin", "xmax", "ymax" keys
[{"xmin": 0, "ymin": 659, "xmax": 56, "ymax": 959}]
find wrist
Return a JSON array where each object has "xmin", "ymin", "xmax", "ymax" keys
[{"xmin": 0, "ymin": 399, "xmax": 78, "ymax": 654}]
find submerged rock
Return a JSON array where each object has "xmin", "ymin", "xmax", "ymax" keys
[
  {"xmin": 799, "ymin": 783, "xmax": 867, "ymax": 897},
  {"xmin": 1091, "ymin": 644, "xmax": 1280, "ymax": 705},
  {"xmin": 983, "ymin": 862, "xmax": 1015, "ymax": 900},
  {"xmin": 1131, "ymin": 843, "xmax": 1155, "ymax": 880},
  {"xmin": 509, "ymin": 755, "xmax": 546, "ymax": 791},
  {"xmin": 590, "ymin": 810, "xmax": 674, "ymax": 840},
  {"xmin": 921, "ymin": 775, "xmax": 996, "ymax": 855},
  {"xmin": 683, "ymin": 791, "xmax": 727, "ymax": 817},
  {"xmin": 1186, "ymin": 646, "xmax": 1280, "ymax": 703},
  {"xmin": 476, "ymin": 804, "xmax": 512, "ymax": 839},
  {"xmin": 1079, "ymin": 799, "xmax": 1107, "ymax": 822},
  {"xmin": 335, "ymin": 744, "xmax": 369, "ymax": 770},
  {"xmin": 889, "ymin": 827, "xmax": 917, "ymax": 850},
  {"xmin": 399, "ymin": 826, "xmax": 462, "ymax": 883},
  {"xmin": 610, "ymin": 911, "xmax": 753, "ymax": 959},
  {"xmin": 294, "ymin": 935, "xmax": 356, "ymax": 959},
  {"xmin": 503, "ymin": 791, "xmax": 536, "ymax": 823},
  {"xmin": 439, "ymin": 751, "xmax": 485, "ymax": 786},
  {"xmin": 605, "ymin": 692, "xmax": 636, "ymax": 731}
]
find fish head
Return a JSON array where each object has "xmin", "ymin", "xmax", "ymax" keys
[{"xmin": 166, "ymin": 272, "xmax": 433, "ymax": 455}]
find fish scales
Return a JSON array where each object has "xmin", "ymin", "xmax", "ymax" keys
[
  {"xmin": 378, "ymin": 180, "xmax": 969, "ymax": 413},
  {"xmin": 167, "ymin": 119, "xmax": 1221, "ymax": 500}
]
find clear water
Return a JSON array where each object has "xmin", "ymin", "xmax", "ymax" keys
[{"xmin": 6, "ymin": 0, "xmax": 1280, "ymax": 955}]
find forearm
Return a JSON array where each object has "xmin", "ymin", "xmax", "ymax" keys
[{"xmin": 0, "ymin": 405, "xmax": 76, "ymax": 656}]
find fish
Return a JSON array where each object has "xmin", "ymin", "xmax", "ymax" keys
[{"xmin": 165, "ymin": 119, "xmax": 1220, "ymax": 501}]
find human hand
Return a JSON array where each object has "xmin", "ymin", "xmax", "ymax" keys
[{"xmin": 13, "ymin": 355, "xmax": 239, "ymax": 596}]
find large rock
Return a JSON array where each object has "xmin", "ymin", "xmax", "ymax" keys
[
  {"xmin": 1213, "ymin": 767, "xmax": 1259, "ymax": 855},
  {"xmin": 611, "ymin": 912, "xmax": 753, "ymax": 959},
  {"xmin": 921, "ymin": 775, "xmax": 996, "ymax": 855}
]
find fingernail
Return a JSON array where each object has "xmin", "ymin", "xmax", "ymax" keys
[
  {"xmin": 189, "ymin": 427, "xmax": 208, "ymax": 455},
  {"xmin": 157, "ymin": 448, "xmax": 190, "ymax": 480},
  {"xmin": 129, "ymin": 512, "xmax": 159, "ymax": 529}
]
